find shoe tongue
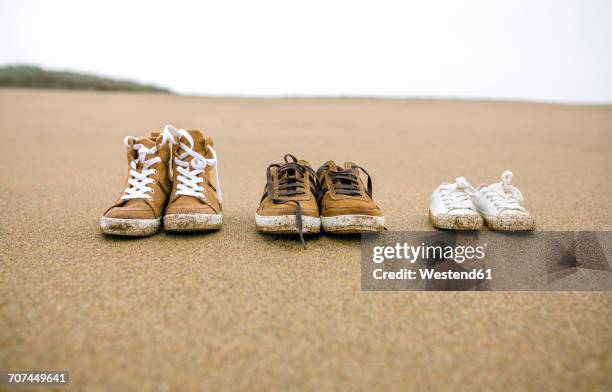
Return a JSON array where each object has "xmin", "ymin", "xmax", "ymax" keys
[
  {"xmin": 132, "ymin": 136, "xmax": 156, "ymax": 149},
  {"xmin": 182, "ymin": 129, "xmax": 207, "ymax": 154},
  {"xmin": 324, "ymin": 161, "xmax": 339, "ymax": 171},
  {"xmin": 488, "ymin": 181, "xmax": 505, "ymax": 194},
  {"xmin": 278, "ymin": 158, "xmax": 308, "ymax": 194},
  {"xmin": 127, "ymin": 136, "xmax": 157, "ymax": 165},
  {"xmin": 297, "ymin": 159, "xmax": 311, "ymax": 168},
  {"xmin": 344, "ymin": 162, "xmax": 357, "ymax": 171}
]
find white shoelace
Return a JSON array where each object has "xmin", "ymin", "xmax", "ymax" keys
[
  {"xmin": 485, "ymin": 170, "xmax": 526, "ymax": 213},
  {"xmin": 165, "ymin": 125, "xmax": 223, "ymax": 204},
  {"xmin": 439, "ymin": 177, "xmax": 476, "ymax": 210},
  {"xmin": 121, "ymin": 130, "xmax": 172, "ymax": 201}
]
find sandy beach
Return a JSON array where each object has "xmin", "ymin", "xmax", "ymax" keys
[{"xmin": 1, "ymin": 88, "xmax": 611, "ymax": 391}]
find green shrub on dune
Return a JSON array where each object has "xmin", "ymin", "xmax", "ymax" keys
[{"xmin": 0, "ymin": 65, "xmax": 170, "ymax": 93}]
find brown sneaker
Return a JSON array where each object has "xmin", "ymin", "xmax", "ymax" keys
[
  {"xmin": 255, "ymin": 154, "xmax": 320, "ymax": 245},
  {"xmin": 163, "ymin": 126, "xmax": 223, "ymax": 231},
  {"xmin": 100, "ymin": 130, "xmax": 172, "ymax": 236},
  {"xmin": 317, "ymin": 161, "xmax": 385, "ymax": 233}
]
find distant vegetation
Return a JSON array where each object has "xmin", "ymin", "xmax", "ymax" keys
[{"xmin": 0, "ymin": 65, "xmax": 170, "ymax": 93}]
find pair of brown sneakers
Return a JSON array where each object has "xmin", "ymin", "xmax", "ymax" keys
[
  {"xmin": 100, "ymin": 125, "xmax": 222, "ymax": 236},
  {"xmin": 255, "ymin": 154, "xmax": 385, "ymax": 245}
]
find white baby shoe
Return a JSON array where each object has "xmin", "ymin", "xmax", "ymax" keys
[
  {"xmin": 429, "ymin": 177, "xmax": 484, "ymax": 230},
  {"xmin": 472, "ymin": 170, "xmax": 535, "ymax": 231}
]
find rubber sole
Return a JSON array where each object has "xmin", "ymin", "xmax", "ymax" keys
[
  {"xmin": 99, "ymin": 217, "xmax": 161, "ymax": 236},
  {"xmin": 164, "ymin": 213, "xmax": 223, "ymax": 231},
  {"xmin": 255, "ymin": 214, "xmax": 321, "ymax": 234},
  {"xmin": 429, "ymin": 210, "xmax": 484, "ymax": 231},
  {"xmin": 321, "ymin": 214, "xmax": 385, "ymax": 233},
  {"xmin": 482, "ymin": 214, "xmax": 535, "ymax": 231}
]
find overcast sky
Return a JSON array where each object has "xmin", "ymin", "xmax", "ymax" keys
[{"xmin": 1, "ymin": 0, "xmax": 611, "ymax": 102}]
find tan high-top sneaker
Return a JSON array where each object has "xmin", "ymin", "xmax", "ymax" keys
[
  {"xmin": 163, "ymin": 126, "xmax": 223, "ymax": 231},
  {"xmin": 100, "ymin": 130, "xmax": 172, "ymax": 236},
  {"xmin": 317, "ymin": 161, "xmax": 385, "ymax": 233},
  {"xmin": 255, "ymin": 154, "xmax": 320, "ymax": 246}
]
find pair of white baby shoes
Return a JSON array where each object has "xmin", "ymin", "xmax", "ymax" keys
[{"xmin": 429, "ymin": 170, "xmax": 535, "ymax": 231}]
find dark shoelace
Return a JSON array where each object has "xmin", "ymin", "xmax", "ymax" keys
[
  {"xmin": 265, "ymin": 154, "xmax": 318, "ymax": 248},
  {"xmin": 317, "ymin": 164, "xmax": 373, "ymax": 203}
]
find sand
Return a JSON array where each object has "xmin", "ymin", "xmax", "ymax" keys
[{"xmin": 0, "ymin": 88, "xmax": 611, "ymax": 391}]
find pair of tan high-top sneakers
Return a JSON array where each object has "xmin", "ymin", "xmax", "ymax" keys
[
  {"xmin": 100, "ymin": 124, "xmax": 222, "ymax": 236},
  {"xmin": 256, "ymin": 154, "xmax": 385, "ymax": 245}
]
